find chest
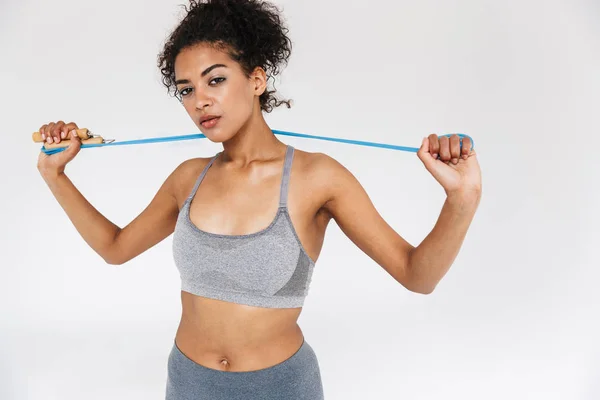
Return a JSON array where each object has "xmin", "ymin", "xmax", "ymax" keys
[
  {"xmin": 175, "ymin": 155, "xmax": 329, "ymax": 267},
  {"xmin": 188, "ymin": 163, "xmax": 287, "ymax": 235},
  {"xmin": 175, "ymin": 205, "xmax": 307, "ymax": 294}
]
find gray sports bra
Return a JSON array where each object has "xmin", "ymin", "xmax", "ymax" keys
[{"xmin": 172, "ymin": 145, "xmax": 316, "ymax": 308}]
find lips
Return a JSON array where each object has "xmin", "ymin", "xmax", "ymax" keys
[
  {"xmin": 200, "ymin": 116, "xmax": 220, "ymax": 129},
  {"xmin": 200, "ymin": 114, "xmax": 219, "ymax": 123}
]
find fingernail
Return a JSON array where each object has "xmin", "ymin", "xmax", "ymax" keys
[
  {"xmin": 452, "ymin": 158, "xmax": 458, "ymax": 164},
  {"xmin": 42, "ymin": 133, "xmax": 46, "ymax": 140},
  {"xmin": 432, "ymin": 153, "xmax": 438, "ymax": 159},
  {"xmin": 47, "ymin": 137, "xmax": 51, "ymax": 143},
  {"xmin": 61, "ymin": 131, "xmax": 66, "ymax": 139},
  {"xmin": 71, "ymin": 131, "xmax": 76, "ymax": 138}
]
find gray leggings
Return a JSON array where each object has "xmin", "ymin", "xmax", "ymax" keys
[{"xmin": 165, "ymin": 338, "xmax": 325, "ymax": 399}]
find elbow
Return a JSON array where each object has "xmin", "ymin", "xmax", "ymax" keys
[
  {"xmin": 103, "ymin": 246, "xmax": 128, "ymax": 265},
  {"xmin": 105, "ymin": 257, "xmax": 124, "ymax": 266},
  {"xmin": 102, "ymin": 231, "xmax": 125, "ymax": 265},
  {"xmin": 412, "ymin": 284, "xmax": 436, "ymax": 295},
  {"xmin": 403, "ymin": 250, "xmax": 436, "ymax": 294},
  {"xmin": 401, "ymin": 267, "xmax": 437, "ymax": 295},
  {"xmin": 397, "ymin": 271, "xmax": 436, "ymax": 294},
  {"xmin": 405, "ymin": 280, "xmax": 436, "ymax": 294},
  {"xmin": 103, "ymin": 253, "xmax": 124, "ymax": 265}
]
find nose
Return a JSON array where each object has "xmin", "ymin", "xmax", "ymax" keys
[{"xmin": 194, "ymin": 91, "xmax": 212, "ymax": 110}]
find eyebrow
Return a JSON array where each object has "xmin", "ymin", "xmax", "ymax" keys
[{"xmin": 175, "ymin": 64, "xmax": 228, "ymax": 85}]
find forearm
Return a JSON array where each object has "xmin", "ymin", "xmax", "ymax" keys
[
  {"xmin": 41, "ymin": 172, "xmax": 121, "ymax": 263},
  {"xmin": 407, "ymin": 191, "xmax": 481, "ymax": 293}
]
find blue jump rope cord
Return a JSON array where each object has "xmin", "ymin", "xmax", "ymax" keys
[{"xmin": 40, "ymin": 129, "xmax": 474, "ymax": 156}]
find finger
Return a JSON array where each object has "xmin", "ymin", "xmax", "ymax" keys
[
  {"xmin": 417, "ymin": 137, "xmax": 436, "ymax": 172},
  {"xmin": 428, "ymin": 133, "xmax": 440, "ymax": 159},
  {"xmin": 438, "ymin": 135, "xmax": 451, "ymax": 163},
  {"xmin": 64, "ymin": 122, "xmax": 79, "ymax": 135},
  {"xmin": 69, "ymin": 129, "xmax": 81, "ymax": 142},
  {"xmin": 420, "ymin": 136, "xmax": 429, "ymax": 150},
  {"xmin": 461, "ymin": 137, "xmax": 472, "ymax": 159},
  {"xmin": 60, "ymin": 122, "xmax": 76, "ymax": 140},
  {"xmin": 46, "ymin": 122, "xmax": 56, "ymax": 143},
  {"xmin": 62, "ymin": 123, "xmax": 79, "ymax": 143},
  {"xmin": 417, "ymin": 136, "xmax": 430, "ymax": 156},
  {"xmin": 39, "ymin": 124, "xmax": 48, "ymax": 140},
  {"xmin": 64, "ymin": 131, "xmax": 82, "ymax": 159},
  {"xmin": 53, "ymin": 121, "xmax": 66, "ymax": 143},
  {"xmin": 449, "ymin": 134, "xmax": 461, "ymax": 164}
]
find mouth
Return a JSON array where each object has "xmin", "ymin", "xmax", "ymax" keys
[{"xmin": 200, "ymin": 116, "xmax": 221, "ymax": 129}]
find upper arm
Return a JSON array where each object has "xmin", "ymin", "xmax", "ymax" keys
[
  {"xmin": 318, "ymin": 153, "xmax": 416, "ymax": 290},
  {"xmin": 107, "ymin": 159, "xmax": 195, "ymax": 265}
]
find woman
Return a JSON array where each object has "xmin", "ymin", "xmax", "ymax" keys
[{"xmin": 35, "ymin": 0, "xmax": 482, "ymax": 398}]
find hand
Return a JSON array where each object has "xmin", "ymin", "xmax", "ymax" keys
[
  {"xmin": 36, "ymin": 121, "xmax": 82, "ymax": 179},
  {"xmin": 416, "ymin": 133, "xmax": 482, "ymax": 198}
]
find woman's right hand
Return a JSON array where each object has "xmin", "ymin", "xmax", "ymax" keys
[{"xmin": 37, "ymin": 121, "xmax": 82, "ymax": 179}]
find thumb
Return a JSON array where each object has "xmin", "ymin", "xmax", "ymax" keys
[
  {"xmin": 416, "ymin": 137, "xmax": 436, "ymax": 170},
  {"xmin": 61, "ymin": 130, "xmax": 82, "ymax": 161}
]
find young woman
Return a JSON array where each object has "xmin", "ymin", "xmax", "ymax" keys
[{"xmin": 36, "ymin": 0, "xmax": 481, "ymax": 398}]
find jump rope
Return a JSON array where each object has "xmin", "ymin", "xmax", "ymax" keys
[{"xmin": 33, "ymin": 129, "xmax": 474, "ymax": 156}]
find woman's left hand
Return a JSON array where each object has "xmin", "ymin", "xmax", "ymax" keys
[{"xmin": 417, "ymin": 133, "xmax": 482, "ymax": 198}]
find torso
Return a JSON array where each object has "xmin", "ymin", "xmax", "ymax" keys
[{"xmin": 172, "ymin": 144, "xmax": 332, "ymax": 372}]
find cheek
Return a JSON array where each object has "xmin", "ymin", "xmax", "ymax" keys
[{"xmin": 229, "ymin": 83, "xmax": 256, "ymax": 114}]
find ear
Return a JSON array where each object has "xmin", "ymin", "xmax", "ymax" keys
[{"xmin": 249, "ymin": 66, "xmax": 267, "ymax": 96}]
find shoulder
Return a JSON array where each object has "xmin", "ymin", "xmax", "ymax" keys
[
  {"xmin": 291, "ymin": 147, "xmax": 356, "ymax": 207},
  {"xmin": 292, "ymin": 146, "xmax": 346, "ymax": 172},
  {"xmin": 167, "ymin": 155, "xmax": 217, "ymax": 205},
  {"xmin": 173, "ymin": 155, "xmax": 214, "ymax": 176}
]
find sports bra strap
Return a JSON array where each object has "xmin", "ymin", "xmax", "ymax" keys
[
  {"xmin": 279, "ymin": 145, "xmax": 295, "ymax": 208},
  {"xmin": 188, "ymin": 152, "xmax": 220, "ymax": 201},
  {"xmin": 187, "ymin": 147, "xmax": 293, "ymax": 207}
]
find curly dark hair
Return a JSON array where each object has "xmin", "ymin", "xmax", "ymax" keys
[{"xmin": 157, "ymin": 0, "xmax": 293, "ymax": 113}]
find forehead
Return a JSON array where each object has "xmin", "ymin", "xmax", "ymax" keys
[{"xmin": 174, "ymin": 43, "xmax": 235, "ymax": 77}]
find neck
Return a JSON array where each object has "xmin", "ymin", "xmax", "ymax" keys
[{"xmin": 219, "ymin": 106, "xmax": 287, "ymax": 166}]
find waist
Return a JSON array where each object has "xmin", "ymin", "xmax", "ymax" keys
[{"xmin": 175, "ymin": 291, "xmax": 304, "ymax": 371}]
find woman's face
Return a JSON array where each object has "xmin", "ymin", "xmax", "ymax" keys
[{"xmin": 174, "ymin": 43, "xmax": 266, "ymax": 142}]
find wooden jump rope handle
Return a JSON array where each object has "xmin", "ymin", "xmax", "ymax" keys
[{"xmin": 32, "ymin": 128, "xmax": 104, "ymax": 149}]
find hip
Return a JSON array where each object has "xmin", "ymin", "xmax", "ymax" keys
[
  {"xmin": 166, "ymin": 335, "xmax": 324, "ymax": 399},
  {"xmin": 174, "ymin": 320, "xmax": 305, "ymax": 372}
]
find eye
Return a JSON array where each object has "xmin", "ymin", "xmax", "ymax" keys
[
  {"xmin": 178, "ymin": 87, "xmax": 192, "ymax": 97},
  {"xmin": 209, "ymin": 77, "xmax": 225, "ymax": 86}
]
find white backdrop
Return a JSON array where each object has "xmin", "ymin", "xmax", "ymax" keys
[{"xmin": 1, "ymin": 0, "xmax": 599, "ymax": 399}]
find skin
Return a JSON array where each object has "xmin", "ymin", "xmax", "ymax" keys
[{"xmin": 36, "ymin": 42, "xmax": 481, "ymax": 372}]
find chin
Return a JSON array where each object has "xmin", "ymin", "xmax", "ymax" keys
[{"xmin": 199, "ymin": 127, "xmax": 235, "ymax": 144}]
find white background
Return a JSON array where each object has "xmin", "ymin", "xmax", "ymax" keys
[{"xmin": 1, "ymin": 0, "xmax": 599, "ymax": 399}]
